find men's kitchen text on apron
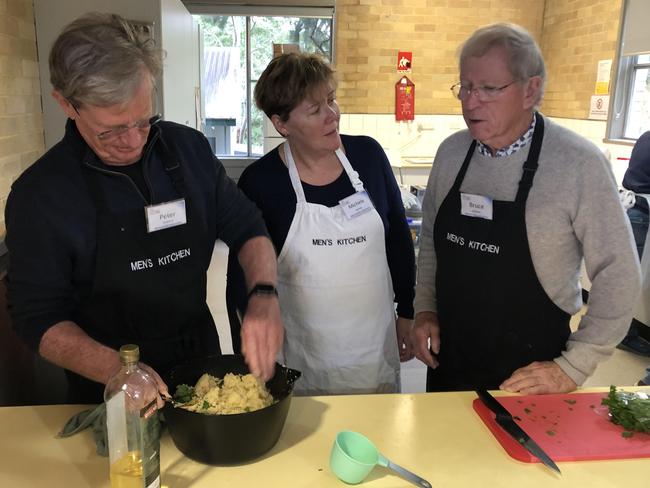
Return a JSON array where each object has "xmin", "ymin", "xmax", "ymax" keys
[
  {"xmin": 130, "ymin": 248, "xmax": 191, "ymax": 271},
  {"xmin": 312, "ymin": 235, "xmax": 367, "ymax": 246},
  {"xmin": 446, "ymin": 232, "xmax": 500, "ymax": 254}
]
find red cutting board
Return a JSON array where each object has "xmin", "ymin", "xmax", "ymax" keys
[{"xmin": 473, "ymin": 392, "xmax": 650, "ymax": 462}]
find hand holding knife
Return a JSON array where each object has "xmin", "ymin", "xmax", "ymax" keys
[{"xmin": 476, "ymin": 389, "xmax": 561, "ymax": 475}]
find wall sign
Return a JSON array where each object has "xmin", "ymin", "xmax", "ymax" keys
[
  {"xmin": 397, "ymin": 51, "xmax": 412, "ymax": 73},
  {"xmin": 589, "ymin": 95, "xmax": 609, "ymax": 120}
]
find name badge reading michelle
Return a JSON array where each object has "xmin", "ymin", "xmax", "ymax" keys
[
  {"xmin": 340, "ymin": 191, "xmax": 374, "ymax": 219},
  {"xmin": 145, "ymin": 198, "xmax": 187, "ymax": 233},
  {"xmin": 460, "ymin": 193, "xmax": 493, "ymax": 220}
]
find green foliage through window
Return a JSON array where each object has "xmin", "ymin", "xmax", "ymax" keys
[{"xmin": 197, "ymin": 14, "xmax": 332, "ymax": 157}]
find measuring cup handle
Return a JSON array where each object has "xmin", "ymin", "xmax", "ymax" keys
[{"xmin": 382, "ymin": 457, "xmax": 432, "ymax": 488}]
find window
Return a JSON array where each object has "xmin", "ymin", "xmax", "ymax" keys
[
  {"xmin": 608, "ymin": 0, "xmax": 650, "ymax": 141},
  {"xmin": 194, "ymin": 11, "xmax": 333, "ymax": 158},
  {"xmin": 623, "ymin": 55, "xmax": 650, "ymax": 139}
]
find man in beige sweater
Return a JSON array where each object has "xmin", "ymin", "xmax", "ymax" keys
[{"xmin": 411, "ymin": 23, "xmax": 640, "ymax": 394}]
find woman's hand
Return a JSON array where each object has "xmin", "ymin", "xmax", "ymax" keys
[{"xmin": 396, "ymin": 316, "xmax": 414, "ymax": 362}]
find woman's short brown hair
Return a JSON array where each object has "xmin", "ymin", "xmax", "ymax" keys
[{"xmin": 254, "ymin": 52, "xmax": 335, "ymax": 121}]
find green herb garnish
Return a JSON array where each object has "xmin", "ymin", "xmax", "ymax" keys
[
  {"xmin": 601, "ymin": 386, "xmax": 650, "ymax": 438},
  {"xmin": 202, "ymin": 400, "xmax": 210, "ymax": 410},
  {"xmin": 173, "ymin": 383, "xmax": 195, "ymax": 404}
]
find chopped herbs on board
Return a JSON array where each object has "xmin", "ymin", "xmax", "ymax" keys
[{"xmin": 601, "ymin": 386, "xmax": 650, "ymax": 438}]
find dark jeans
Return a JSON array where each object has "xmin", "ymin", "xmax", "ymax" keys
[
  {"xmin": 620, "ymin": 203, "xmax": 650, "ymax": 372},
  {"xmin": 628, "ymin": 204, "xmax": 649, "ymax": 259}
]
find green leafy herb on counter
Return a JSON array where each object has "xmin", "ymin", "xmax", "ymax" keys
[{"xmin": 601, "ymin": 385, "xmax": 650, "ymax": 437}]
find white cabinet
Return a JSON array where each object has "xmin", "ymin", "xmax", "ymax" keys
[{"xmin": 34, "ymin": 0, "xmax": 199, "ymax": 150}]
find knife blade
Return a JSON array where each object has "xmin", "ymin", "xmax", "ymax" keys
[{"xmin": 476, "ymin": 389, "xmax": 561, "ymax": 475}]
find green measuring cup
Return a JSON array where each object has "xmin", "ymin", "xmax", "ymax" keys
[{"xmin": 330, "ymin": 431, "xmax": 432, "ymax": 487}]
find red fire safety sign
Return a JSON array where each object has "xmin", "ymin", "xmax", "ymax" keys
[{"xmin": 395, "ymin": 76, "xmax": 415, "ymax": 121}]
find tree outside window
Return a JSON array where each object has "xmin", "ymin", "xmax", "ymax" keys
[{"xmin": 197, "ymin": 14, "xmax": 332, "ymax": 157}]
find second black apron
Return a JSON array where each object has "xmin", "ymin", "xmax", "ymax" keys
[
  {"xmin": 69, "ymin": 134, "xmax": 220, "ymax": 403},
  {"xmin": 428, "ymin": 114, "xmax": 570, "ymax": 392}
]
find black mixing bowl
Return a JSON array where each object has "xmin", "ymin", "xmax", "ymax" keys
[{"xmin": 163, "ymin": 354, "xmax": 301, "ymax": 465}]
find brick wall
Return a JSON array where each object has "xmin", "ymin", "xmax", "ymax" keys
[
  {"xmin": 335, "ymin": 0, "xmax": 623, "ymax": 119},
  {"xmin": 335, "ymin": 0, "xmax": 546, "ymax": 115},
  {"xmin": 541, "ymin": 0, "xmax": 622, "ymax": 119},
  {"xmin": 0, "ymin": 0, "xmax": 44, "ymax": 236}
]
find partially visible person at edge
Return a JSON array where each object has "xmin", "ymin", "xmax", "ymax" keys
[
  {"xmin": 5, "ymin": 12, "xmax": 283, "ymax": 404},
  {"xmin": 410, "ymin": 22, "xmax": 640, "ymax": 394},
  {"xmin": 618, "ymin": 130, "xmax": 650, "ymax": 384},
  {"xmin": 226, "ymin": 53, "xmax": 416, "ymax": 395}
]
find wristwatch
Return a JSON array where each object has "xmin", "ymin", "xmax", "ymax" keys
[{"xmin": 248, "ymin": 283, "xmax": 278, "ymax": 298}]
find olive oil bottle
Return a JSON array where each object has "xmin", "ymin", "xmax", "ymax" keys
[{"xmin": 105, "ymin": 344, "xmax": 161, "ymax": 488}]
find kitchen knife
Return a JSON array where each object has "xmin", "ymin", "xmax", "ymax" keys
[{"xmin": 476, "ymin": 389, "xmax": 561, "ymax": 475}]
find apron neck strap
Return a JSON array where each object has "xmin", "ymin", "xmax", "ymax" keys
[
  {"xmin": 284, "ymin": 142, "xmax": 307, "ymax": 203},
  {"xmin": 283, "ymin": 142, "xmax": 365, "ymax": 204},
  {"xmin": 451, "ymin": 140, "xmax": 478, "ymax": 193},
  {"xmin": 514, "ymin": 112, "xmax": 544, "ymax": 204}
]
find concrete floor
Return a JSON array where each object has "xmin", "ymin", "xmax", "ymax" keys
[{"xmin": 208, "ymin": 242, "xmax": 649, "ymax": 393}]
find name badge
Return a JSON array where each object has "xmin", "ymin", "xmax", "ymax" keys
[
  {"xmin": 340, "ymin": 191, "xmax": 374, "ymax": 219},
  {"xmin": 145, "ymin": 198, "xmax": 187, "ymax": 233},
  {"xmin": 460, "ymin": 193, "xmax": 493, "ymax": 220}
]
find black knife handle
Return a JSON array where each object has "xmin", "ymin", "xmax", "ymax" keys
[{"xmin": 476, "ymin": 389, "xmax": 512, "ymax": 418}]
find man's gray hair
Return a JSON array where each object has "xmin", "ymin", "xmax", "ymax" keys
[
  {"xmin": 49, "ymin": 12, "xmax": 164, "ymax": 108},
  {"xmin": 459, "ymin": 23, "xmax": 546, "ymax": 106}
]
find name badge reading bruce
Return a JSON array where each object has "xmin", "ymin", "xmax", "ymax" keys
[
  {"xmin": 460, "ymin": 193, "xmax": 493, "ymax": 220},
  {"xmin": 145, "ymin": 198, "xmax": 187, "ymax": 233},
  {"xmin": 340, "ymin": 191, "xmax": 374, "ymax": 219}
]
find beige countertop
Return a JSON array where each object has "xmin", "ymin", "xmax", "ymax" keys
[{"xmin": 0, "ymin": 388, "xmax": 646, "ymax": 487}]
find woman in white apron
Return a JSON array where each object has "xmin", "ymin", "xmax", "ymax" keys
[{"xmin": 226, "ymin": 53, "xmax": 416, "ymax": 395}]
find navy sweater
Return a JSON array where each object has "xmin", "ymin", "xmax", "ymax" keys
[
  {"xmin": 623, "ymin": 131, "xmax": 650, "ymax": 212},
  {"xmin": 6, "ymin": 119, "xmax": 268, "ymax": 351},
  {"xmin": 227, "ymin": 135, "xmax": 415, "ymax": 351}
]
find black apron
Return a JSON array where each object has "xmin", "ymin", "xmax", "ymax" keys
[
  {"xmin": 427, "ymin": 113, "xmax": 570, "ymax": 392},
  {"xmin": 68, "ymin": 134, "xmax": 220, "ymax": 403}
]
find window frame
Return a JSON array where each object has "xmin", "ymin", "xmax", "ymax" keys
[
  {"xmin": 608, "ymin": 55, "xmax": 650, "ymax": 142},
  {"xmin": 190, "ymin": 5, "xmax": 336, "ymax": 162},
  {"xmin": 606, "ymin": 0, "xmax": 650, "ymax": 144}
]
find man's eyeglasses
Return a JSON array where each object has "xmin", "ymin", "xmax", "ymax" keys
[
  {"xmin": 70, "ymin": 102, "xmax": 161, "ymax": 141},
  {"xmin": 94, "ymin": 114, "xmax": 162, "ymax": 141},
  {"xmin": 450, "ymin": 81, "xmax": 516, "ymax": 102}
]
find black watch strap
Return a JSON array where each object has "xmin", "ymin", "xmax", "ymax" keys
[{"xmin": 248, "ymin": 283, "xmax": 278, "ymax": 298}]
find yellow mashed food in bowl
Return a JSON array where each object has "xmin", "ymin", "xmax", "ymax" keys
[{"xmin": 174, "ymin": 372, "xmax": 275, "ymax": 415}]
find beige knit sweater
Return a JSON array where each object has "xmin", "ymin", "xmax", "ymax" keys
[{"xmin": 414, "ymin": 116, "xmax": 641, "ymax": 385}]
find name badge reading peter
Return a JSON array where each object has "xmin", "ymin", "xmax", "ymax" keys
[
  {"xmin": 340, "ymin": 191, "xmax": 374, "ymax": 219},
  {"xmin": 460, "ymin": 193, "xmax": 493, "ymax": 220},
  {"xmin": 145, "ymin": 198, "xmax": 187, "ymax": 233}
]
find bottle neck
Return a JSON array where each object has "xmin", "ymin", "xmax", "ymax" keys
[{"xmin": 122, "ymin": 360, "xmax": 139, "ymax": 372}]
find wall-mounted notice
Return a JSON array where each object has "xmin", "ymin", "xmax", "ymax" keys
[
  {"xmin": 589, "ymin": 95, "xmax": 609, "ymax": 120},
  {"xmin": 595, "ymin": 59, "xmax": 612, "ymax": 95}
]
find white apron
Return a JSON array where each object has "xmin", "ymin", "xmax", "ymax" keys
[{"xmin": 277, "ymin": 142, "xmax": 400, "ymax": 396}]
